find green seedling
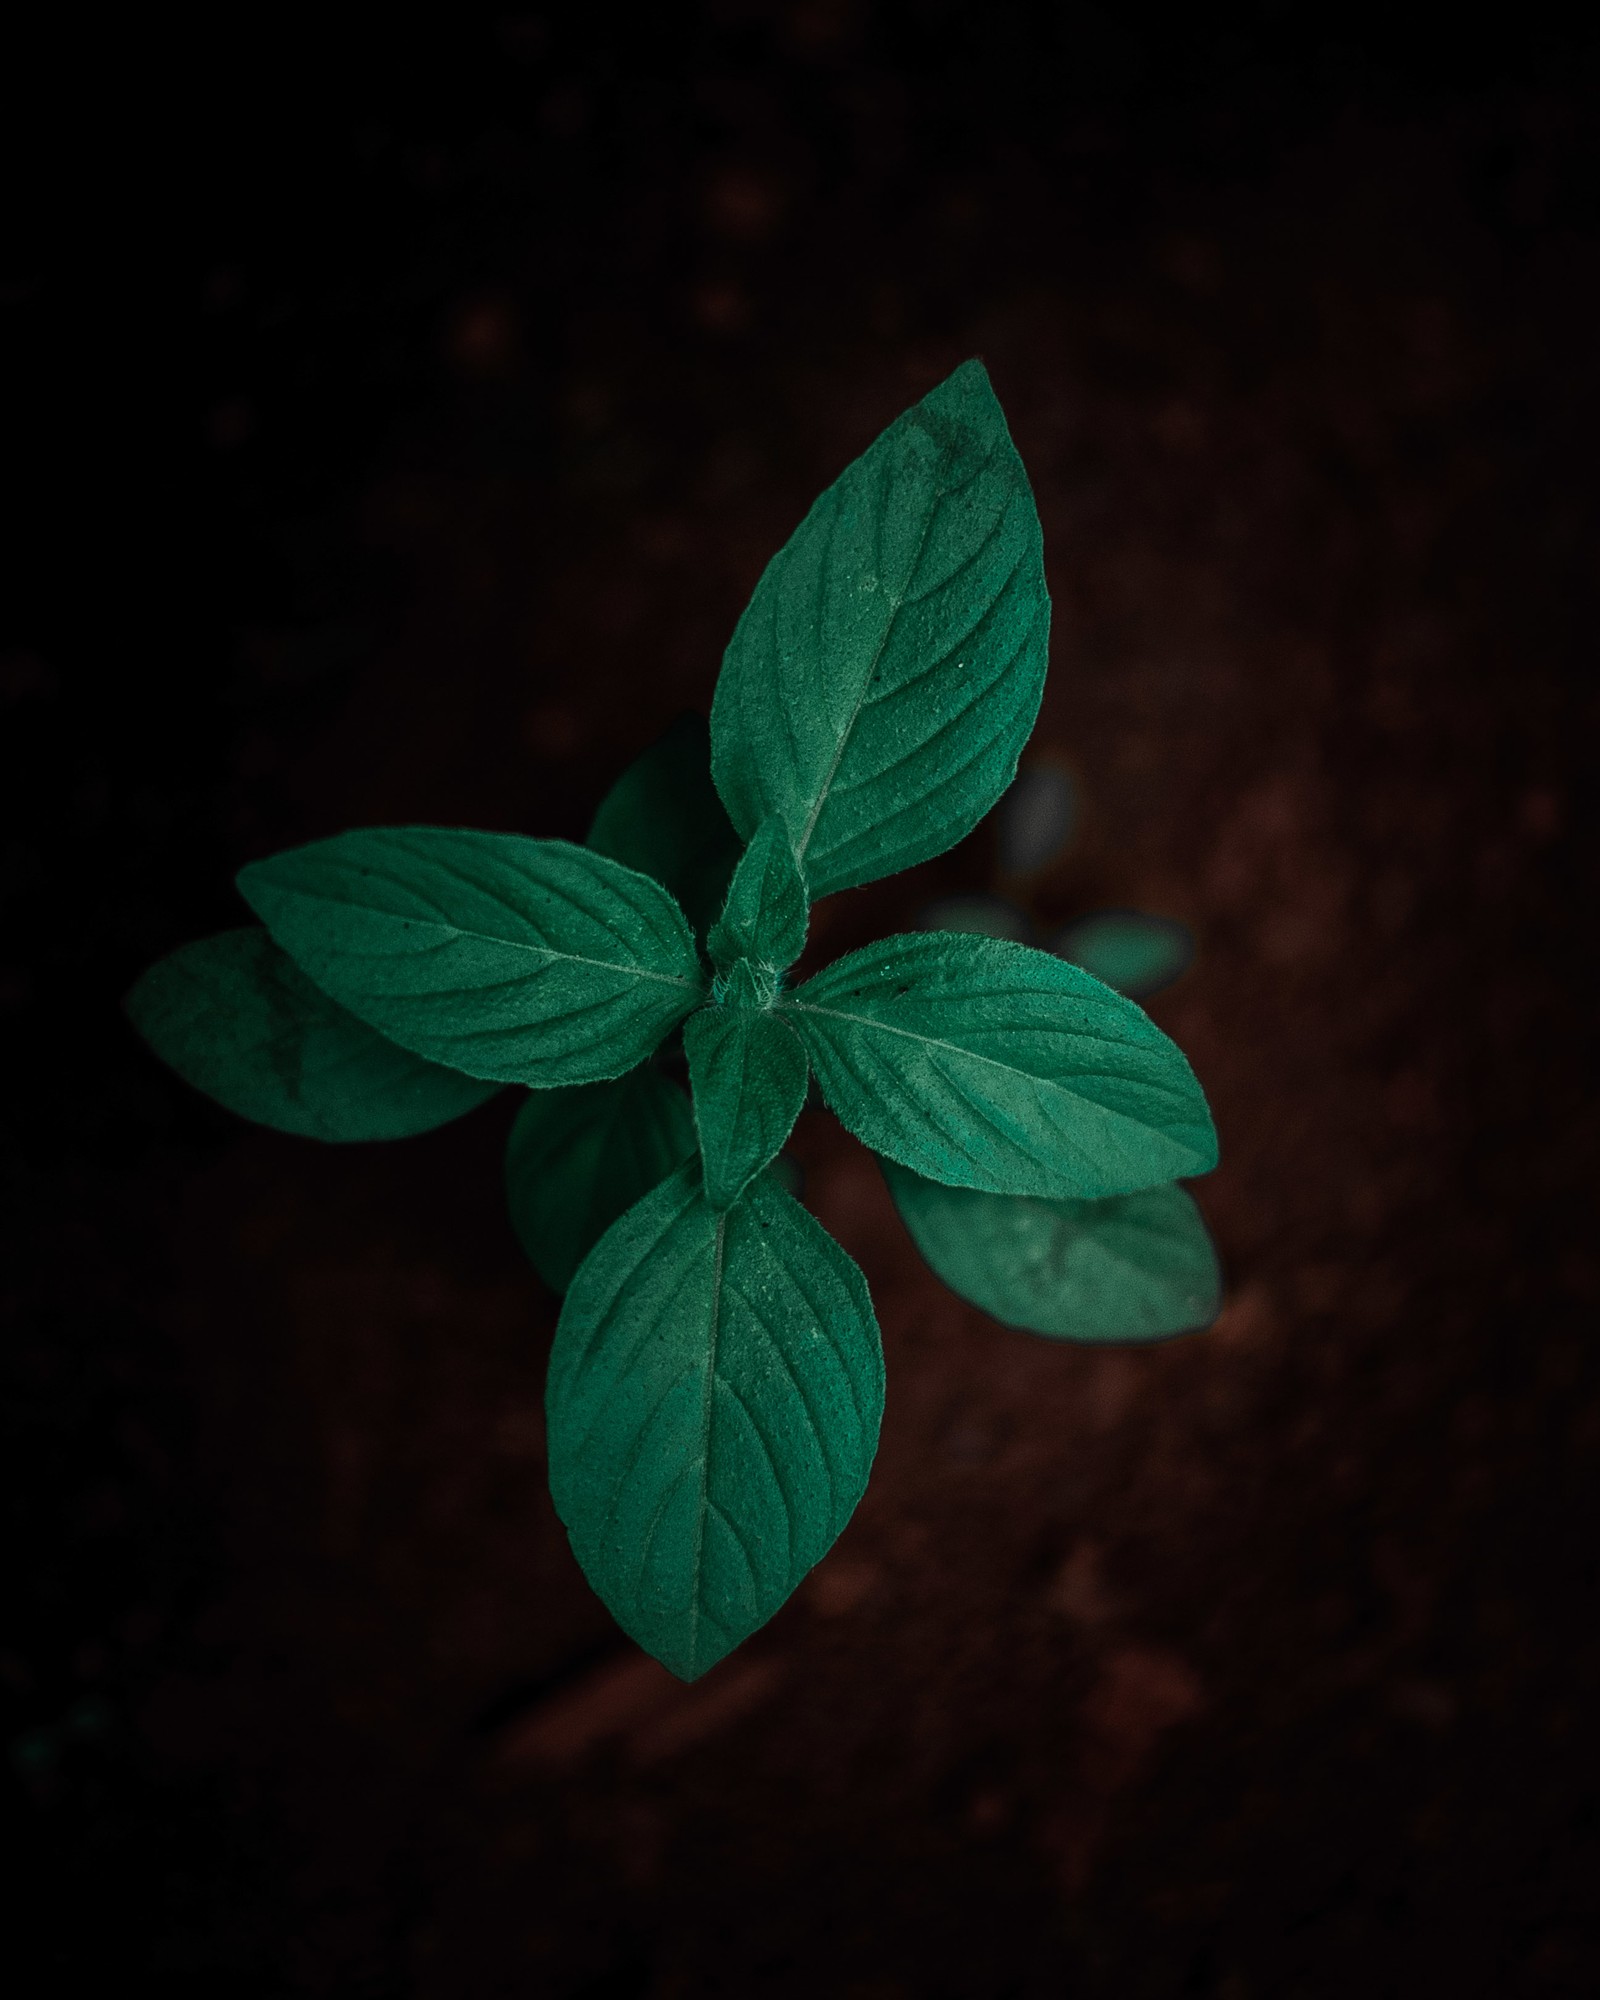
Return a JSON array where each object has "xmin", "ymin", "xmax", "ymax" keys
[{"xmin": 127, "ymin": 361, "xmax": 1220, "ymax": 1680}]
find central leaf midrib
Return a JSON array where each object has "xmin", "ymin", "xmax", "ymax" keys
[
  {"xmin": 285, "ymin": 885, "xmax": 702, "ymax": 992},
  {"xmin": 792, "ymin": 461, "xmax": 948, "ymax": 870},
  {"xmin": 687, "ymin": 1207, "xmax": 729, "ymax": 1672},
  {"xmin": 785, "ymin": 998, "xmax": 1171, "ymax": 1112}
]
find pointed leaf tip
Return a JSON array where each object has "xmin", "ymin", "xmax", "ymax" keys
[{"xmin": 710, "ymin": 360, "xmax": 1050, "ymax": 898}]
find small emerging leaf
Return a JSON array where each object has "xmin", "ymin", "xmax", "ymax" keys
[
  {"xmin": 239, "ymin": 829, "xmax": 706, "ymax": 1086},
  {"xmin": 711, "ymin": 359, "xmax": 1050, "ymax": 898},
  {"xmin": 884, "ymin": 1160, "xmax": 1221, "ymax": 1341},
  {"xmin": 1054, "ymin": 910, "xmax": 1194, "ymax": 999},
  {"xmin": 126, "ymin": 928, "xmax": 499, "ymax": 1141},
  {"xmin": 547, "ymin": 1163, "xmax": 885, "ymax": 1681},
  {"xmin": 587, "ymin": 712, "xmax": 742, "ymax": 937},
  {"xmin": 707, "ymin": 817, "xmax": 808, "ymax": 974},
  {"xmin": 684, "ymin": 1002, "xmax": 809, "ymax": 1209},
  {"xmin": 504, "ymin": 1067, "xmax": 696, "ymax": 1292},
  {"xmin": 784, "ymin": 932, "xmax": 1216, "ymax": 1198}
]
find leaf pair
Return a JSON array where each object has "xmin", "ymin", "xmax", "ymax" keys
[
  {"xmin": 127, "ymin": 827, "xmax": 708, "ymax": 1149},
  {"xmin": 126, "ymin": 718, "xmax": 736, "ymax": 1149},
  {"xmin": 507, "ymin": 808, "xmax": 816, "ymax": 1263}
]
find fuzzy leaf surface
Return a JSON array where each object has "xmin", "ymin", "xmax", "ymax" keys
[
  {"xmin": 547, "ymin": 1164, "xmax": 884, "ymax": 1681},
  {"xmin": 706, "ymin": 817, "xmax": 808, "ymax": 974},
  {"xmin": 126, "ymin": 928, "xmax": 499, "ymax": 1141},
  {"xmin": 238, "ymin": 829, "xmax": 705, "ymax": 1086},
  {"xmin": 784, "ymin": 932, "xmax": 1217, "ymax": 1198},
  {"xmin": 684, "ymin": 1002, "xmax": 809, "ymax": 1209},
  {"xmin": 884, "ymin": 1161, "xmax": 1221, "ymax": 1340},
  {"xmin": 916, "ymin": 893, "xmax": 1031, "ymax": 942},
  {"xmin": 710, "ymin": 359, "xmax": 1049, "ymax": 898},
  {"xmin": 504, "ymin": 1067, "xmax": 696, "ymax": 1292},
  {"xmin": 587, "ymin": 712, "xmax": 742, "ymax": 937}
]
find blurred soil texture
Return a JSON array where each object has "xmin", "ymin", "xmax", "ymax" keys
[{"xmin": 4, "ymin": 10, "xmax": 1598, "ymax": 1996}]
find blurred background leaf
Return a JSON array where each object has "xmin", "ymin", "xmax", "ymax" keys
[
  {"xmin": 1052, "ymin": 910, "xmax": 1195, "ymax": 999},
  {"xmin": 883, "ymin": 1162, "xmax": 1221, "ymax": 1342}
]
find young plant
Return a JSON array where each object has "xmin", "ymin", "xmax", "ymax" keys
[{"xmin": 128, "ymin": 362, "xmax": 1219, "ymax": 1681}]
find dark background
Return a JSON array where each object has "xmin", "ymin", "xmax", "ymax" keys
[{"xmin": 4, "ymin": 6, "xmax": 1599, "ymax": 1994}]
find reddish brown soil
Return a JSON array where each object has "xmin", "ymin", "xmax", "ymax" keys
[{"xmin": 6, "ymin": 15, "xmax": 1598, "ymax": 1996}]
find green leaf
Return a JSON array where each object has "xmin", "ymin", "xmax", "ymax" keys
[
  {"xmin": 884, "ymin": 1161, "xmax": 1222, "ymax": 1341},
  {"xmin": 238, "ymin": 829, "xmax": 706, "ymax": 1087},
  {"xmin": 125, "ymin": 928, "xmax": 500, "ymax": 1141},
  {"xmin": 684, "ymin": 999, "xmax": 809, "ymax": 1209},
  {"xmin": 1054, "ymin": 910, "xmax": 1194, "ymax": 999},
  {"xmin": 769, "ymin": 1151, "xmax": 805, "ymax": 1199},
  {"xmin": 706, "ymin": 816, "xmax": 808, "ymax": 974},
  {"xmin": 547, "ymin": 1163, "xmax": 884, "ymax": 1681},
  {"xmin": 587, "ymin": 712, "xmax": 743, "ymax": 937},
  {"xmin": 783, "ymin": 932, "xmax": 1217, "ymax": 1198},
  {"xmin": 710, "ymin": 358, "xmax": 1050, "ymax": 899},
  {"xmin": 916, "ymin": 893, "xmax": 1031, "ymax": 943},
  {"xmin": 504, "ymin": 1067, "xmax": 697, "ymax": 1292}
]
